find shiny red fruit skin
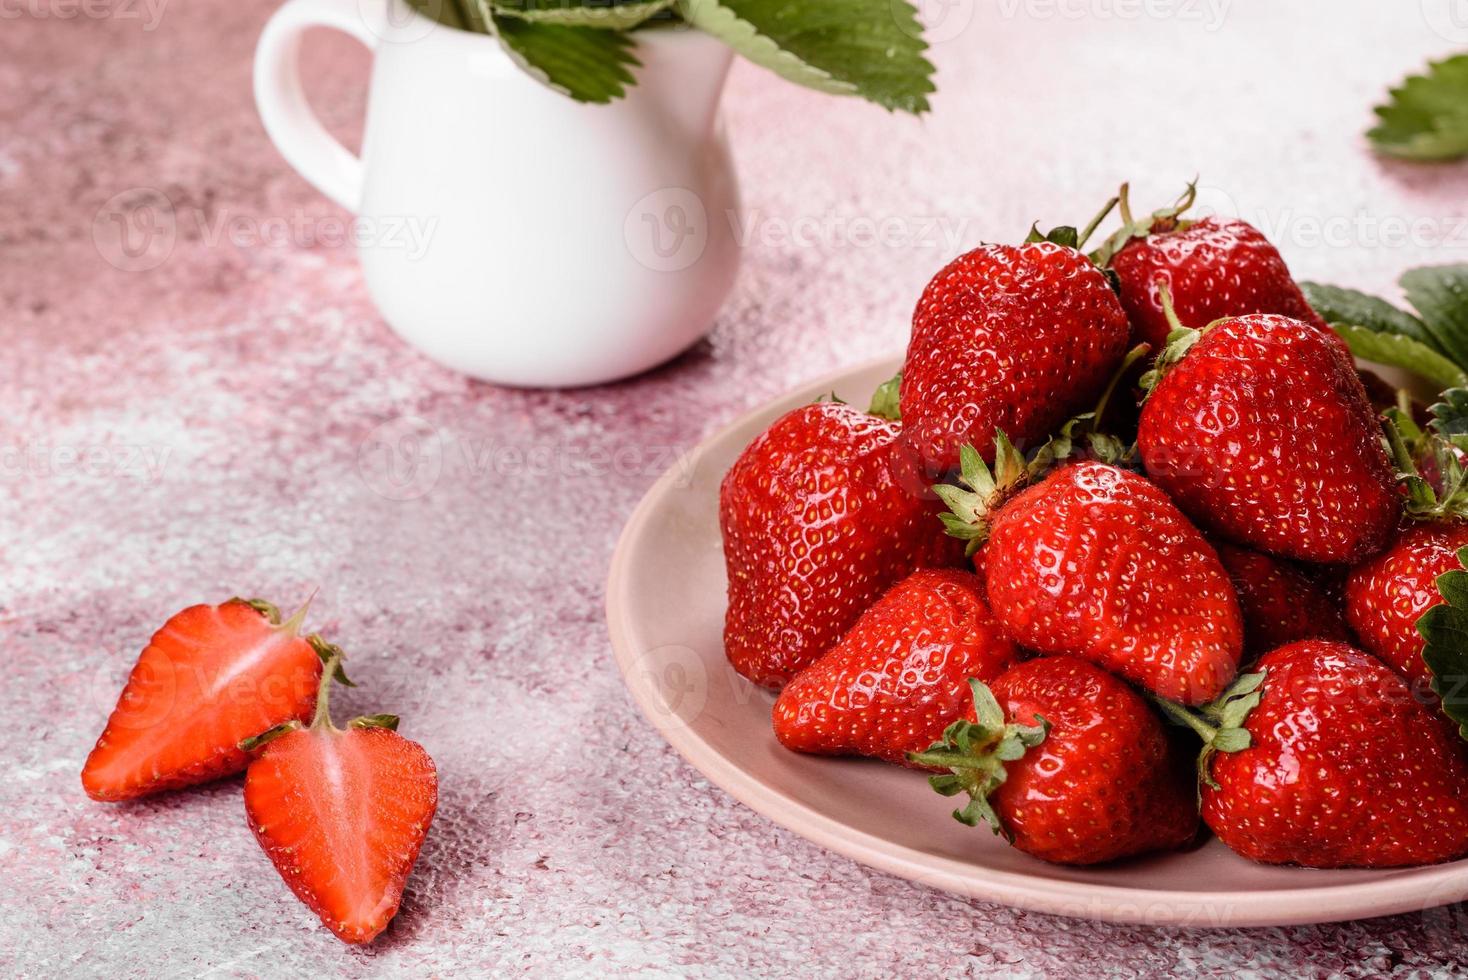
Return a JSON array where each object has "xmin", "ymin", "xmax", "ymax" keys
[
  {"xmin": 982, "ymin": 462, "xmax": 1242, "ymax": 705},
  {"xmin": 772, "ymin": 568, "xmax": 1020, "ymax": 766},
  {"xmin": 720, "ymin": 402, "xmax": 964, "ymax": 688},
  {"xmin": 991, "ymin": 656, "xmax": 1197, "ymax": 865},
  {"xmin": 899, "ymin": 242, "xmax": 1130, "ymax": 472},
  {"xmin": 1203, "ymin": 640, "xmax": 1468, "ymax": 868},
  {"xmin": 1213, "ymin": 541, "xmax": 1352, "ymax": 660},
  {"xmin": 82, "ymin": 602, "xmax": 321, "ymax": 802},
  {"xmin": 1138, "ymin": 314, "xmax": 1400, "ymax": 565},
  {"xmin": 1345, "ymin": 522, "xmax": 1468, "ymax": 689},
  {"xmin": 1111, "ymin": 216, "xmax": 1330, "ymax": 352},
  {"xmin": 245, "ymin": 726, "xmax": 438, "ymax": 944}
]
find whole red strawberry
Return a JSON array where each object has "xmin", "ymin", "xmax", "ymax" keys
[
  {"xmin": 1212, "ymin": 541, "xmax": 1351, "ymax": 660},
  {"xmin": 720, "ymin": 400, "xmax": 963, "ymax": 688},
  {"xmin": 899, "ymin": 241, "xmax": 1130, "ymax": 472},
  {"xmin": 1138, "ymin": 313, "xmax": 1400, "ymax": 564},
  {"xmin": 1100, "ymin": 186, "xmax": 1329, "ymax": 352},
  {"xmin": 941, "ymin": 447, "xmax": 1241, "ymax": 704},
  {"xmin": 1193, "ymin": 640, "xmax": 1468, "ymax": 868},
  {"xmin": 82, "ymin": 599, "xmax": 327, "ymax": 802},
  {"xmin": 772, "ymin": 568, "xmax": 1020, "ymax": 766},
  {"xmin": 910, "ymin": 657, "xmax": 1197, "ymax": 865},
  {"xmin": 244, "ymin": 653, "xmax": 437, "ymax": 944},
  {"xmin": 1345, "ymin": 521, "xmax": 1468, "ymax": 690}
]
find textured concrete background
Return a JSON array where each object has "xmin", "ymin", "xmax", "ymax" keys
[{"xmin": 6, "ymin": 0, "xmax": 1468, "ymax": 975}]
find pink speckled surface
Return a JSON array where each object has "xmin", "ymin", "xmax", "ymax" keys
[{"xmin": 7, "ymin": 0, "xmax": 1468, "ymax": 975}]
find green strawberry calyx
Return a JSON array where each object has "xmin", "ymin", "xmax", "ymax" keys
[
  {"xmin": 1137, "ymin": 281, "xmax": 1215, "ymax": 395},
  {"xmin": 1147, "ymin": 671, "xmax": 1266, "ymax": 793},
  {"xmin": 906, "ymin": 678, "xmax": 1049, "ymax": 839},
  {"xmin": 1035, "ymin": 341, "xmax": 1154, "ymax": 472},
  {"xmin": 229, "ymin": 594, "xmax": 353, "ymax": 686},
  {"xmin": 1384, "ymin": 407, "xmax": 1468, "ymax": 521},
  {"xmin": 1089, "ymin": 179, "xmax": 1199, "ymax": 268},
  {"xmin": 868, "ymin": 372, "xmax": 902, "ymax": 421},
  {"xmin": 237, "ymin": 646, "xmax": 391, "ymax": 753},
  {"xmin": 1025, "ymin": 193, "xmax": 1120, "ymax": 253},
  {"xmin": 933, "ymin": 434, "xmax": 1033, "ymax": 554}
]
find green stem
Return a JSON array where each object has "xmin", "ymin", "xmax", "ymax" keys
[
  {"xmin": 1077, "ymin": 196, "xmax": 1120, "ymax": 250},
  {"xmin": 1157, "ymin": 281, "xmax": 1188, "ymax": 336},
  {"xmin": 908, "ymin": 749, "xmax": 975, "ymax": 769},
  {"xmin": 1146, "ymin": 693, "xmax": 1219, "ymax": 743},
  {"xmin": 1093, "ymin": 342, "xmax": 1151, "ymax": 424},
  {"xmin": 1116, "ymin": 182, "xmax": 1134, "ymax": 229},
  {"xmin": 1384, "ymin": 415, "xmax": 1420, "ymax": 478},
  {"xmin": 1170, "ymin": 179, "xmax": 1198, "ymax": 218},
  {"xmin": 310, "ymin": 651, "xmax": 344, "ymax": 732}
]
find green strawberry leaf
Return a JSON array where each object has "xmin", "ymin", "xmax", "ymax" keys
[
  {"xmin": 492, "ymin": 15, "xmax": 640, "ymax": 103},
  {"xmin": 493, "ymin": 0, "xmax": 673, "ymax": 29},
  {"xmin": 1369, "ymin": 54, "xmax": 1468, "ymax": 162},
  {"xmin": 1432, "ymin": 388, "xmax": 1468, "ymax": 448},
  {"xmin": 1300, "ymin": 281, "xmax": 1438, "ymax": 351},
  {"xmin": 1418, "ymin": 546, "xmax": 1468, "ymax": 740},
  {"xmin": 1402, "ymin": 265, "xmax": 1468, "ymax": 371},
  {"xmin": 679, "ymin": 0, "xmax": 935, "ymax": 113},
  {"xmin": 401, "ymin": 0, "xmax": 479, "ymax": 28},
  {"xmin": 1330, "ymin": 323, "xmax": 1468, "ymax": 392}
]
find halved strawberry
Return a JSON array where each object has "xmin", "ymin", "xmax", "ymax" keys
[
  {"xmin": 82, "ymin": 599, "xmax": 329, "ymax": 802},
  {"xmin": 243, "ymin": 652, "xmax": 437, "ymax": 945}
]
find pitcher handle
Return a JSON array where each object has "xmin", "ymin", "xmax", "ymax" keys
[{"xmin": 253, "ymin": 0, "xmax": 383, "ymax": 212}]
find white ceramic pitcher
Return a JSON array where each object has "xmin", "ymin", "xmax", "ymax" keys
[{"xmin": 254, "ymin": 0, "xmax": 740, "ymax": 387}]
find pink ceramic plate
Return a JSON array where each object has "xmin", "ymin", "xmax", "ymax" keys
[{"xmin": 606, "ymin": 355, "xmax": 1468, "ymax": 927}]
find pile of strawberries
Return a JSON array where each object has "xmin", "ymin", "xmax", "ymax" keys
[
  {"xmin": 81, "ymin": 598, "xmax": 437, "ymax": 943},
  {"xmin": 720, "ymin": 184, "xmax": 1468, "ymax": 869}
]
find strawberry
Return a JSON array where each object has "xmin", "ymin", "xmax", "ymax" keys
[
  {"xmin": 938, "ymin": 443, "xmax": 1241, "ymax": 704},
  {"xmin": 899, "ymin": 240, "xmax": 1130, "ymax": 473},
  {"xmin": 82, "ymin": 599, "xmax": 330, "ymax": 802},
  {"xmin": 1212, "ymin": 541, "xmax": 1351, "ymax": 660},
  {"xmin": 720, "ymin": 399, "xmax": 963, "ymax": 688},
  {"xmin": 1345, "ymin": 521, "xmax": 1468, "ymax": 690},
  {"xmin": 772, "ymin": 568, "xmax": 1020, "ymax": 766},
  {"xmin": 1137, "ymin": 312, "xmax": 1400, "ymax": 564},
  {"xmin": 243, "ymin": 651, "xmax": 437, "ymax": 944},
  {"xmin": 1096, "ymin": 184, "xmax": 1330, "ymax": 352},
  {"xmin": 1162, "ymin": 641, "xmax": 1468, "ymax": 868},
  {"xmin": 910, "ymin": 657, "xmax": 1197, "ymax": 865}
]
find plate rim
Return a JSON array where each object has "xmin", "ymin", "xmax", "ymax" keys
[{"xmin": 605, "ymin": 354, "xmax": 1468, "ymax": 928}]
